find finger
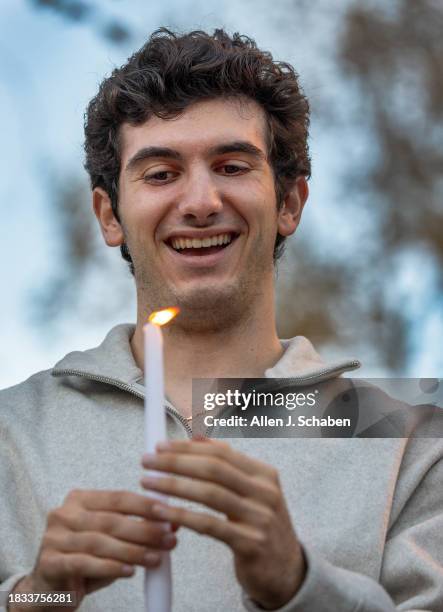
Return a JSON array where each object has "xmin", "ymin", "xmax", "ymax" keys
[
  {"xmin": 149, "ymin": 503, "xmax": 265, "ymax": 556},
  {"xmin": 63, "ymin": 489, "xmax": 164, "ymax": 520},
  {"xmin": 140, "ymin": 474, "xmax": 272, "ymax": 524},
  {"xmin": 43, "ymin": 528, "xmax": 175, "ymax": 567},
  {"xmin": 66, "ymin": 510, "xmax": 173, "ymax": 547},
  {"xmin": 41, "ymin": 551, "xmax": 137, "ymax": 581},
  {"xmin": 141, "ymin": 453, "xmax": 279, "ymax": 508},
  {"xmin": 153, "ymin": 439, "xmax": 279, "ymax": 482}
]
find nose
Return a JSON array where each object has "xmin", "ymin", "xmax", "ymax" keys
[{"xmin": 177, "ymin": 167, "xmax": 223, "ymax": 224}]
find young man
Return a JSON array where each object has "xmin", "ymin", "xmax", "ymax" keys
[{"xmin": 1, "ymin": 29, "xmax": 442, "ymax": 612}]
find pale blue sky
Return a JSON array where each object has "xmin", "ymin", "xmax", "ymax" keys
[{"xmin": 1, "ymin": 0, "xmax": 441, "ymax": 388}]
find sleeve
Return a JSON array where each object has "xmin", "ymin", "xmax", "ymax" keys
[
  {"xmin": 379, "ymin": 440, "xmax": 443, "ymax": 610},
  {"xmin": 242, "ymin": 543, "xmax": 397, "ymax": 612},
  {"xmin": 0, "ymin": 574, "xmax": 29, "ymax": 611},
  {"xmin": 243, "ymin": 440, "xmax": 443, "ymax": 612},
  {"xmin": 0, "ymin": 398, "xmax": 40, "ymax": 611}
]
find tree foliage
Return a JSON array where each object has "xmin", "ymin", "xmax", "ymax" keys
[
  {"xmin": 279, "ymin": 0, "xmax": 443, "ymax": 371},
  {"xmin": 29, "ymin": 0, "xmax": 443, "ymax": 372}
]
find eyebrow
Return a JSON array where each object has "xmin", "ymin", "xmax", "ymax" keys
[{"xmin": 125, "ymin": 140, "xmax": 267, "ymax": 172}]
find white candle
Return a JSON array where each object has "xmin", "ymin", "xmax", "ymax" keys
[{"xmin": 144, "ymin": 307, "xmax": 178, "ymax": 612}]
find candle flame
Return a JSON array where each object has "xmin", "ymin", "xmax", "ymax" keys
[{"xmin": 148, "ymin": 307, "xmax": 180, "ymax": 327}]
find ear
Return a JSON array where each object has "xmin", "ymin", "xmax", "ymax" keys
[
  {"xmin": 277, "ymin": 177, "xmax": 309, "ymax": 237},
  {"xmin": 93, "ymin": 187, "xmax": 124, "ymax": 247}
]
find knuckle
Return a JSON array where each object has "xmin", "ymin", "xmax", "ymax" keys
[
  {"xmin": 137, "ymin": 545, "xmax": 153, "ymax": 563},
  {"xmin": 108, "ymin": 490, "xmax": 126, "ymax": 510},
  {"xmin": 171, "ymin": 506, "xmax": 187, "ymax": 525},
  {"xmin": 73, "ymin": 508, "xmax": 90, "ymax": 529},
  {"xmin": 214, "ymin": 444, "xmax": 231, "ymax": 460},
  {"xmin": 143, "ymin": 521, "xmax": 164, "ymax": 543},
  {"xmin": 256, "ymin": 508, "xmax": 274, "ymax": 529},
  {"xmin": 160, "ymin": 476, "xmax": 175, "ymax": 492},
  {"xmin": 264, "ymin": 484, "xmax": 281, "ymax": 508},
  {"xmin": 39, "ymin": 551, "xmax": 66, "ymax": 580},
  {"xmin": 41, "ymin": 531, "xmax": 59, "ymax": 551},
  {"xmin": 46, "ymin": 507, "xmax": 63, "ymax": 527},
  {"xmin": 267, "ymin": 467, "xmax": 280, "ymax": 484},
  {"xmin": 213, "ymin": 440, "xmax": 230, "ymax": 451},
  {"xmin": 205, "ymin": 458, "xmax": 222, "ymax": 479},
  {"xmin": 250, "ymin": 527, "xmax": 267, "ymax": 546},
  {"xmin": 172, "ymin": 506, "xmax": 185, "ymax": 521},
  {"xmin": 251, "ymin": 530, "xmax": 268, "ymax": 553},
  {"xmin": 65, "ymin": 488, "xmax": 83, "ymax": 503},
  {"xmin": 199, "ymin": 514, "xmax": 215, "ymax": 535},
  {"xmin": 197, "ymin": 485, "xmax": 218, "ymax": 509},
  {"xmin": 47, "ymin": 506, "xmax": 82, "ymax": 529},
  {"xmin": 98, "ymin": 513, "xmax": 117, "ymax": 535},
  {"xmin": 120, "ymin": 542, "xmax": 143, "ymax": 565},
  {"xmin": 59, "ymin": 531, "xmax": 77, "ymax": 551},
  {"xmin": 65, "ymin": 555, "xmax": 82, "ymax": 574},
  {"xmin": 81, "ymin": 532, "xmax": 102, "ymax": 555},
  {"xmin": 209, "ymin": 485, "xmax": 224, "ymax": 506},
  {"xmin": 163, "ymin": 454, "xmax": 178, "ymax": 470},
  {"xmin": 38, "ymin": 549, "xmax": 55, "ymax": 573}
]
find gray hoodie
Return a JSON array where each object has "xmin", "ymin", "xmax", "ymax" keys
[{"xmin": 0, "ymin": 324, "xmax": 442, "ymax": 611}]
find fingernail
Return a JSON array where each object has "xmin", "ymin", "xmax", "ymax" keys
[
  {"xmin": 121, "ymin": 564, "xmax": 134, "ymax": 575},
  {"xmin": 156, "ymin": 441, "xmax": 171, "ymax": 451},
  {"xmin": 162, "ymin": 533, "xmax": 176, "ymax": 546},
  {"xmin": 160, "ymin": 522, "xmax": 172, "ymax": 533},
  {"xmin": 152, "ymin": 504, "xmax": 168, "ymax": 518},
  {"xmin": 142, "ymin": 453, "xmax": 156, "ymax": 464},
  {"xmin": 144, "ymin": 552, "xmax": 160, "ymax": 565},
  {"xmin": 141, "ymin": 476, "xmax": 156, "ymax": 487}
]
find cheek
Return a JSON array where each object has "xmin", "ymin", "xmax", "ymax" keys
[
  {"xmin": 119, "ymin": 196, "xmax": 167, "ymax": 246},
  {"xmin": 229, "ymin": 184, "xmax": 276, "ymax": 224}
]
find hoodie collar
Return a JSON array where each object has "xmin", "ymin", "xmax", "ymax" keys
[
  {"xmin": 52, "ymin": 323, "xmax": 360, "ymax": 388},
  {"xmin": 265, "ymin": 337, "xmax": 360, "ymax": 383},
  {"xmin": 52, "ymin": 324, "xmax": 143, "ymax": 385}
]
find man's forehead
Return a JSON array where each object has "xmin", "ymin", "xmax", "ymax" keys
[{"xmin": 119, "ymin": 97, "xmax": 268, "ymax": 164}]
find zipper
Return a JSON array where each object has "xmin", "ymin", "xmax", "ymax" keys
[
  {"xmin": 52, "ymin": 369, "xmax": 193, "ymax": 437},
  {"xmin": 198, "ymin": 360, "xmax": 361, "ymax": 436},
  {"xmin": 52, "ymin": 360, "xmax": 360, "ymax": 438},
  {"xmin": 263, "ymin": 360, "xmax": 361, "ymax": 388}
]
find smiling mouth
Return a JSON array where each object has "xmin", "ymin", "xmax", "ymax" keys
[{"xmin": 166, "ymin": 232, "xmax": 239, "ymax": 256}]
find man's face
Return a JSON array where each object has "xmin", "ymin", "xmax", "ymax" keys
[{"xmin": 107, "ymin": 97, "xmax": 304, "ymax": 329}]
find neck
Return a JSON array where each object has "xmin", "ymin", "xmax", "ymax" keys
[{"xmin": 131, "ymin": 286, "xmax": 283, "ymax": 418}]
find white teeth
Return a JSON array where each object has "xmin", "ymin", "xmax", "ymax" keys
[{"xmin": 170, "ymin": 233, "xmax": 234, "ymax": 250}]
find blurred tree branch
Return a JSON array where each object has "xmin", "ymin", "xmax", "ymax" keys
[
  {"xmin": 27, "ymin": 0, "xmax": 442, "ymax": 372},
  {"xmin": 29, "ymin": 0, "xmax": 133, "ymax": 44}
]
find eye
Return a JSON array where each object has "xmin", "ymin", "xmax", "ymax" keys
[
  {"xmin": 143, "ymin": 170, "xmax": 177, "ymax": 184},
  {"xmin": 218, "ymin": 164, "xmax": 248, "ymax": 175}
]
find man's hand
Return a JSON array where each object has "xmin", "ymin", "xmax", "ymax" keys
[
  {"xmin": 9, "ymin": 489, "xmax": 178, "ymax": 611},
  {"xmin": 141, "ymin": 439, "xmax": 306, "ymax": 610}
]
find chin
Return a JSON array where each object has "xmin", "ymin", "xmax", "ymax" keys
[
  {"xmin": 177, "ymin": 282, "xmax": 236, "ymax": 309},
  {"xmin": 172, "ymin": 282, "xmax": 250, "ymax": 332}
]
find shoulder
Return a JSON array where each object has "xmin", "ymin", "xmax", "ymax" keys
[{"xmin": 0, "ymin": 368, "xmax": 56, "ymax": 416}]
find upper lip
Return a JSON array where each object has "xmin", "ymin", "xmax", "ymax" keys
[{"xmin": 164, "ymin": 229, "xmax": 240, "ymax": 242}]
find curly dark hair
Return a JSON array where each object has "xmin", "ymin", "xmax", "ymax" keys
[{"xmin": 84, "ymin": 28, "xmax": 311, "ymax": 271}]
